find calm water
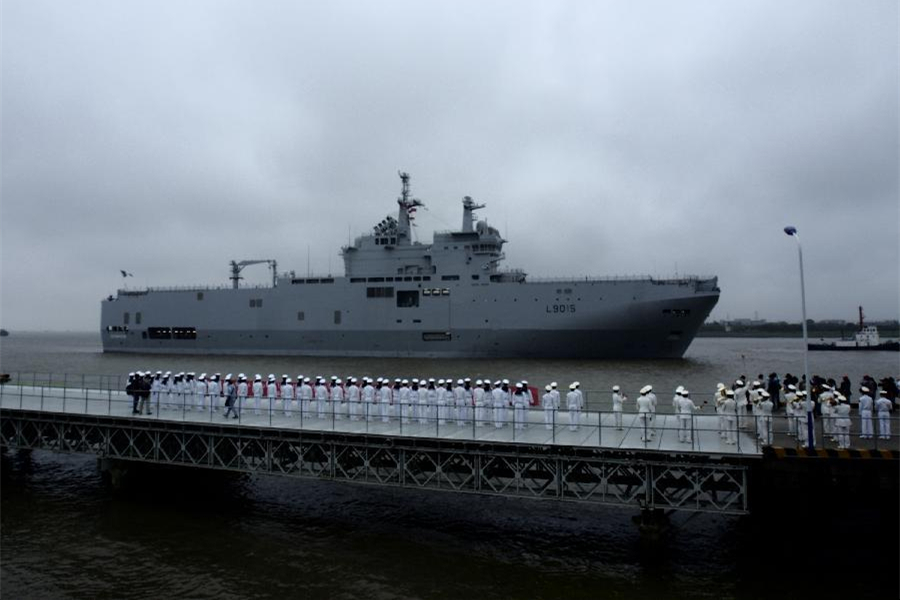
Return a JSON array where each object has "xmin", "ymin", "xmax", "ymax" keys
[{"xmin": 1, "ymin": 333, "xmax": 897, "ymax": 599}]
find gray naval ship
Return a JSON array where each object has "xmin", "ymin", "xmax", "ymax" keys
[{"xmin": 101, "ymin": 173, "xmax": 719, "ymax": 358}]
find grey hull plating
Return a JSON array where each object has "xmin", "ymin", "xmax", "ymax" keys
[{"xmin": 101, "ymin": 279, "xmax": 718, "ymax": 358}]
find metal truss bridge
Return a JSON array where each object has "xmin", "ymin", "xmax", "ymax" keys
[{"xmin": 0, "ymin": 384, "xmax": 753, "ymax": 515}]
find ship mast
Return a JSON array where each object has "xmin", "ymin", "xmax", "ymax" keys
[
  {"xmin": 396, "ymin": 171, "xmax": 424, "ymax": 244},
  {"xmin": 461, "ymin": 196, "xmax": 485, "ymax": 232}
]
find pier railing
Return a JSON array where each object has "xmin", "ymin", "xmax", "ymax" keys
[{"xmin": 2, "ymin": 377, "xmax": 897, "ymax": 454}]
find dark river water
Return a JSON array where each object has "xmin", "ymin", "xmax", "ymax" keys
[{"xmin": 1, "ymin": 333, "xmax": 897, "ymax": 598}]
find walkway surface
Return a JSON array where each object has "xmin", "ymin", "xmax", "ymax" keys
[{"xmin": 0, "ymin": 384, "xmax": 763, "ymax": 456}]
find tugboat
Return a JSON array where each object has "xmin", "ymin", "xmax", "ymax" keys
[{"xmin": 808, "ymin": 307, "xmax": 899, "ymax": 352}]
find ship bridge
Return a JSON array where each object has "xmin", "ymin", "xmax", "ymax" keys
[{"xmin": 341, "ymin": 173, "xmax": 510, "ymax": 280}]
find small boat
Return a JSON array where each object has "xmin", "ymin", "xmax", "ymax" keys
[
  {"xmin": 808, "ymin": 307, "xmax": 899, "ymax": 351},
  {"xmin": 0, "ymin": 329, "xmax": 8, "ymax": 337}
]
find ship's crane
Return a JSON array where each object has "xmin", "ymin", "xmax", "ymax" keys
[{"xmin": 229, "ymin": 259, "xmax": 278, "ymax": 289}]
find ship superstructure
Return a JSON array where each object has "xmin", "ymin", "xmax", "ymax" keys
[{"xmin": 101, "ymin": 173, "xmax": 720, "ymax": 358}]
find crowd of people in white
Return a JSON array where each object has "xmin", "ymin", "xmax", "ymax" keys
[{"xmin": 124, "ymin": 371, "xmax": 894, "ymax": 447}]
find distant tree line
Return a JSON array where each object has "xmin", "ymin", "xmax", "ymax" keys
[{"xmin": 699, "ymin": 319, "xmax": 900, "ymax": 338}]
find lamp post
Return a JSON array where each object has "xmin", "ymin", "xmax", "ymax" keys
[{"xmin": 784, "ymin": 226, "xmax": 814, "ymax": 449}]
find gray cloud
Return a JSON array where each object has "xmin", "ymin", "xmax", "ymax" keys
[{"xmin": 2, "ymin": 0, "xmax": 897, "ymax": 331}]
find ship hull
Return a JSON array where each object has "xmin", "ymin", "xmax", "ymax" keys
[{"xmin": 101, "ymin": 278, "xmax": 719, "ymax": 359}]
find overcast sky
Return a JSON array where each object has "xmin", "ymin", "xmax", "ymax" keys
[{"xmin": 1, "ymin": 0, "xmax": 898, "ymax": 331}]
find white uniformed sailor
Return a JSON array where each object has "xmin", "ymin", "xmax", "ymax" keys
[
  {"xmin": 408, "ymin": 380, "xmax": 420, "ymax": 424},
  {"xmin": 362, "ymin": 378, "xmax": 375, "ymax": 421},
  {"xmin": 315, "ymin": 378, "xmax": 328, "ymax": 419},
  {"xmin": 636, "ymin": 388, "xmax": 653, "ymax": 442},
  {"xmin": 473, "ymin": 380, "xmax": 485, "ymax": 427},
  {"xmin": 542, "ymin": 384, "xmax": 555, "ymax": 430},
  {"xmin": 875, "ymin": 391, "xmax": 892, "ymax": 439},
  {"xmin": 299, "ymin": 377, "xmax": 313, "ymax": 418},
  {"xmin": 858, "ymin": 387, "xmax": 874, "ymax": 439},
  {"xmin": 645, "ymin": 385, "xmax": 658, "ymax": 435},
  {"xmin": 421, "ymin": 379, "xmax": 435, "ymax": 424},
  {"xmin": 758, "ymin": 390, "xmax": 774, "ymax": 445},
  {"xmin": 252, "ymin": 375, "xmax": 263, "ymax": 416},
  {"xmin": 491, "ymin": 381, "xmax": 506, "ymax": 428},
  {"xmin": 346, "ymin": 378, "xmax": 360, "ymax": 421},
  {"xmin": 677, "ymin": 389, "xmax": 697, "ymax": 443},
  {"xmin": 436, "ymin": 379, "xmax": 448, "ymax": 425},
  {"xmin": 833, "ymin": 395, "xmax": 852, "ymax": 449},
  {"xmin": 566, "ymin": 384, "xmax": 580, "ymax": 432},
  {"xmin": 722, "ymin": 390, "xmax": 737, "ymax": 444},
  {"xmin": 195, "ymin": 374, "xmax": 207, "ymax": 413},
  {"xmin": 281, "ymin": 378, "xmax": 294, "ymax": 417},
  {"xmin": 455, "ymin": 379, "xmax": 468, "ymax": 426},
  {"xmin": 612, "ymin": 385, "xmax": 626, "ymax": 430},
  {"xmin": 331, "ymin": 379, "xmax": 344, "ymax": 420},
  {"xmin": 379, "ymin": 378, "xmax": 392, "ymax": 422},
  {"xmin": 399, "ymin": 380, "xmax": 411, "ymax": 424},
  {"xmin": 511, "ymin": 383, "xmax": 528, "ymax": 430}
]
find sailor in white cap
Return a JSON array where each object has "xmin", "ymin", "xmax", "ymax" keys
[
  {"xmin": 252, "ymin": 375, "xmax": 263, "ymax": 416},
  {"xmin": 637, "ymin": 385, "xmax": 656, "ymax": 438},
  {"xmin": 714, "ymin": 383, "xmax": 727, "ymax": 438},
  {"xmin": 757, "ymin": 390, "xmax": 774, "ymax": 445},
  {"xmin": 361, "ymin": 377, "xmax": 375, "ymax": 421},
  {"xmin": 454, "ymin": 379, "xmax": 467, "ymax": 426},
  {"xmin": 264, "ymin": 374, "xmax": 276, "ymax": 418},
  {"xmin": 398, "ymin": 379, "xmax": 411, "ymax": 424},
  {"xmin": 875, "ymin": 390, "xmax": 893, "ymax": 440},
  {"xmin": 793, "ymin": 391, "xmax": 812, "ymax": 445},
  {"xmin": 646, "ymin": 385, "xmax": 658, "ymax": 435},
  {"xmin": 331, "ymin": 378, "xmax": 344, "ymax": 420},
  {"xmin": 160, "ymin": 372, "xmax": 173, "ymax": 411},
  {"xmin": 819, "ymin": 385, "xmax": 835, "ymax": 440},
  {"xmin": 436, "ymin": 379, "xmax": 449, "ymax": 425},
  {"xmin": 858, "ymin": 386, "xmax": 874, "ymax": 439},
  {"xmin": 533, "ymin": 384, "xmax": 550, "ymax": 430},
  {"xmin": 281, "ymin": 376, "xmax": 294, "ymax": 417},
  {"xmin": 733, "ymin": 379, "xmax": 748, "ymax": 430},
  {"xmin": 783, "ymin": 384, "xmax": 797, "ymax": 436},
  {"xmin": 213, "ymin": 374, "xmax": 224, "ymax": 410},
  {"xmin": 491, "ymin": 380, "xmax": 506, "ymax": 428},
  {"xmin": 566, "ymin": 383, "xmax": 581, "ymax": 432},
  {"xmin": 612, "ymin": 385, "xmax": 626, "ymax": 430},
  {"xmin": 510, "ymin": 383, "xmax": 527, "ymax": 430},
  {"xmin": 419, "ymin": 379, "xmax": 433, "ymax": 425},
  {"xmin": 471, "ymin": 380, "xmax": 484, "ymax": 427},
  {"xmin": 379, "ymin": 378, "xmax": 393, "ymax": 423},
  {"xmin": 194, "ymin": 374, "xmax": 206, "ymax": 413},
  {"xmin": 636, "ymin": 386, "xmax": 653, "ymax": 442},
  {"xmin": 346, "ymin": 377, "xmax": 360, "ymax": 421},
  {"xmin": 673, "ymin": 386, "xmax": 684, "ymax": 412},
  {"xmin": 408, "ymin": 379, "xmax": 420, "ymax": 424},
  {"xmin": 299, "ymin": 377, "xmax": 312, "ymax": 419},
  {"xmin": 833, "ymin": 394, "xmax": 851, "ymax": 449},
  {"xmin": 150, "ymin": 372, "xmax": 163, "ymax": 413},
  {"xmin": 677, "ymin": 389, "xmax": 697, "ymax": 444},
  {"xmin": 314, "ymin": 377, "xmax": 328, "ymax": 419},
  {"xmin": 721, "ymin": 390, "xmax": 737, "ymax": 444}
]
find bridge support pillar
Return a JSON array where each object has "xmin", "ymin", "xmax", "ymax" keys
[
  {"xmin": 98, "ymin": 458, "xmax": 130, "ymax": 490},
  {"xmin": 633, "ymin": 507, "xmax": 670, "ymax": 541}
]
